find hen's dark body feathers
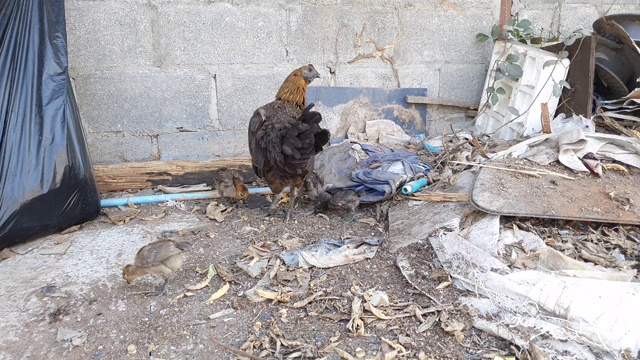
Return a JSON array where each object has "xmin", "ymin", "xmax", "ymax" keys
[
  {"xmin": 248, "ymin": 64, "xmax": 330, "ymax": 220},
  {"xmin": 249, "ymin": 103, "xmax": 329, "ymax": 192}
]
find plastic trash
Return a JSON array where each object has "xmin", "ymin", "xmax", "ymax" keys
[
  {"xmin": 0, "ymin": 0, "xmax": 100, "ymax": 248},
  {"xmin": 401, "ymin": 178, "xmax": 428, "ymax": 195}
]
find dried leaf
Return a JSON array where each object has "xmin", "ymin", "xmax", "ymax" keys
[
  {"xmin": 0, "ymin": 248, "xmax": 14, "ymax": 260},
  {"xmin": 185, "ymin": 264, "xmax": 217, "ymax": 291},
  {"xmin": 60, "ymin": 224, "xmax": 83, "ymax": 234},
  {"xmin": 333, "ymin": 347, "xmax": 357, "ymax": 360},
  {"xmin": 364, "ymin": 302, "xmax": 393, "ymax": 320},
  {"xmin": 358, "ymin": 218, "xmax": 377, "ymax": 227},
  {"xmin": 435, "ymin": 280, "xmax": 452, "ymax": 290},
  {"xmin": 206, "ymin": 202, "xmax": 227, "ymax": 222},
  {"xmin": 602, "ymin": 163, "xmax": 629, "ymax": 175},
  {"xmin": 141, "ymin": 210, "xmax": 167, "ymax": 221},
  {"xmin": 203, "ymin": 282, "xmax": 230, "ymax": 304},
  {"xmin": 103, "ymin": 207, "xmax": 140, "ymax": 225},
  {"xmin": 417, "ymin": 314, "xmax": 438, "ymax": 333},
  {"xmin": 347, "ymin": 297, "xmax": 365, "ymax": 336},
  {"xmin": 126, "ymin": 199, "xmax": 139, "ymax": 209},
  {"xmin": 317, "ymin": 213, "xmax": 330, "ymax": 221},
  {"xmin": 381, "ymin": 337, "xmax": 407, "ymax": 356},
  {"xmin": 215, "ymin": 263, "xmax": 237, "ymax": 283},
  {"xmin": 255, "ymin": 288, "xmax": 278, "ymax": 300},
  {"xmin": 470, "ymin": 134, "xmax": 489, "ymax": 159},
  {"xmin": 291, "ymin": 291, "xmax": 325, "ymax": 308}
]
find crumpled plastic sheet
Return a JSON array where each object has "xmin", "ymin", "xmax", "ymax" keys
[
  {"xmin": 490, "ymin": 114, "xmax": 640, "ymax": 173},
  {"xmin": 428, "ymin": 214, "xmax": 640, "ymax": 359},
  {"xmin": 280, "ymin": 238, "xmax": 384, "ymax": 268},
  {"xmin": 314, "ymin": 141, "xmax": 431, "ymax": 203}
]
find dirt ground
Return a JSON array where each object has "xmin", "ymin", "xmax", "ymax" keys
[{"xmin": 0, "ymin": 194, "xmax": 511, "ymax": 360}]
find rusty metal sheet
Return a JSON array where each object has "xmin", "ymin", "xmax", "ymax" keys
[
  {"xmin": 543, "ymin": 35, "xmax": 596, "ymax": 118},
  {"xmin": 470, "ymin": 162, "xmax": 640, "ymax": 224}
]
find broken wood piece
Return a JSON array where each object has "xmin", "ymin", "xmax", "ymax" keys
[
  {"xmin": 404, "ymin": 192, "xmax": 469, "ymax": 202},
  {"xmin": 541, "ymin": 102, "xmax": 552, "ymax": 134},
  {"xmin": 405, "ymin": 96, "xmax": 478, "ymax": 109},
  {"xmin": 93, "ymin": 158, "xmax": 254, "ymax": 193}
]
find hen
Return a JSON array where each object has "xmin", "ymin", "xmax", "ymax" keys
[{"xmin": 248, "ymin": 64, "xmax": 330, "ymax": 221}]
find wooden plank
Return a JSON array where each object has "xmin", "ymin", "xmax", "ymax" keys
[
  {"xmin": 405, "ymin": 96, "xmax": 478, "ymax": 109},
  {"xmin": 93, "ymin": 158, "xmax": 255, "ymax": 193}
]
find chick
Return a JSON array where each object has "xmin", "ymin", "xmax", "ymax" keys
[
  {"xmin": 213, "ymin": 168, "xmax": 249, "ymax": 203},
  {"xmin": 122, "ymin": 239, "xmax": 192, "ymax": 296},
  {"xmin": 303, "ymin": 171, "xmax": 325, "ymax": 201},
  {"xmin": 314, "ymin": 189, "xmax": 360, "ymax": 222}
]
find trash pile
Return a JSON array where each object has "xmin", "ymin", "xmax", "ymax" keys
[{"xmin": 388, "ymin": 13, "xmax": 640, "ymax": 360}]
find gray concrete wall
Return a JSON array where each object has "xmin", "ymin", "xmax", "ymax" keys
[{"xmin": 64, "ymin": 0, "xmax": 640, "ymax": 163}]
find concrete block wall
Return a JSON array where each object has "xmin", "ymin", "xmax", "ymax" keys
[{"xmin": 64, "ymin": 0, "xmax": 640, "ymax": 163}]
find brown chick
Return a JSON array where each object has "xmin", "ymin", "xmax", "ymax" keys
[
  {"xmin": 122, "ymin": 239, "xmax": 192, "ymax": 296},
  {"xmin": 213, "ymin": 168, "xmax": 249, "ymax": 203},
  {"xmin": 314, "ymin": 189, "xmax": 360, "ymax": 222},
  {"xmin": 232, "ymin": 172, "xmax": 250, "ymax": 200}
]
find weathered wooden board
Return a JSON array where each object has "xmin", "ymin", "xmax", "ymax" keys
[{"xmin": 93, "ymin": 158, "xmax": 254, "ymax": 193}]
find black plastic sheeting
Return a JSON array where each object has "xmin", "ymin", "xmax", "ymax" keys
[{"xmin": 0, "ymin": 0, "xmax": 100, "ymax": 249}]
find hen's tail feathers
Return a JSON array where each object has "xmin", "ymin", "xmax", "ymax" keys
[{"xmin": 280, "ymin": 103, "xmax": 330, "ymax": 166}]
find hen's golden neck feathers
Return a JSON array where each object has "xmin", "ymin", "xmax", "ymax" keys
[
  {"xmin": 275, "ymin": 71, "xmax": 309, "ymax": 108},
  {"xmin": 275, "ymin": 65, "xmax": 319, "ymax": 108}
]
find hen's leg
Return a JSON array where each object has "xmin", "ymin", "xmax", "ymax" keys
[{"xmin": 285, "ymin": 187, "xmax": 298, "ymax": 222}]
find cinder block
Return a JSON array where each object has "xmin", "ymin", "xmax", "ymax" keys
[
  {"xmin": 65, "ymin": 2, "xmax": 154, "ymax": 69},
  {"xmin": 73, "ymin": 69, "xmax": 213, "ymax": 133},
  {"xmin": 214, "ymin": 66, "xmax": 294, "ymax": 130},
  {"xmin": 87, "ymin": 133, "xmax": 158, "ymax": 164},
  {"xmin": 334, "ymin": 63, "xmax": 401, "ymax": 88},
  {"xmin": 397, "ymin": 5, "xmax": 499, "ymax": 65},
  {"xmin": 158, "ymin": 4, "xmax": 286, "ymax": 65},
  {"xmin": 439, "ymin": 63, "xmax": 488, "ymax": 104},
  {"xmin": 287, "ymin": 6, "xmax": 400, "ymax": 66},
  {"xmin": 158, "ymin": 130, "xmax": 248, "ymax": 161},
  {"xmin": 512, "ymin": 4, "xmax": 599, "ymax": 35},
  {"xmin": 396, "ymin": 64, "xmax": 441, "ymax": 95}
]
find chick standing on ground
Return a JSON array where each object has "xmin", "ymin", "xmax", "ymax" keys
[
  {"xmin": 122, "ymin": 239, "xmax": 192, "ymax": 296},
  {"xmin": 213, "ymin": 168, "xmax": 249, "ymax": 203},
  {"xmin": 314, "ymin": 189, "xmax": 360, "ymax": 222}
]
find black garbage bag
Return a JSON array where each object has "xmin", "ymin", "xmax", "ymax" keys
[{"xmin": 0, "ymin": 0, "xmax": 100, "ymax": 249}]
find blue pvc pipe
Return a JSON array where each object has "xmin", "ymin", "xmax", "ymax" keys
[
  {"xmin": 401, "ymin": 178, "xmax": 428, "ymax": 195},
  {"xmin": 100, "ymin": 186, "xmax": 283, "ymax": 208}
]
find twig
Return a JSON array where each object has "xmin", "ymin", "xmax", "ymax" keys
[
  {"xmin": 210, "ymin": 333, "xmax": 266, "ymax": 360},
  {"xmin": 449, "ymin": 160, "xmax": 576, "ymax": 180}
]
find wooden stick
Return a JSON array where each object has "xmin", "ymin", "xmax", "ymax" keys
[
  {"xmin": 404, "ymin": 192, "xmax": 469, "ymax": 202},
  {"xmin": 449, "ymin": 161, "xmax": 576, "ymax": 180},
  {"xmin": 93, "ymin": 158, "xmax": 254, "ymax": 192},
  {"xmin": 405, "ymin": 96, "xmax": 478, "ymax": 109}
]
